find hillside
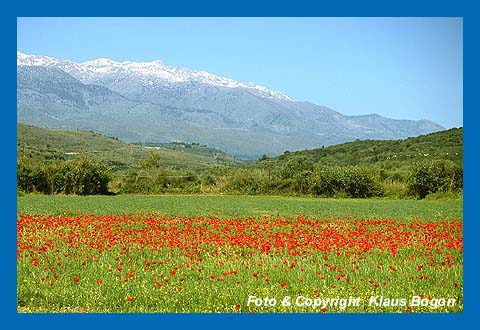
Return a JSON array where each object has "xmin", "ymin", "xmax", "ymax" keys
[
  {"xmin": 266, "ymin": 127, "xmax": 463, "ymax": 170},
  {"xmin": 132, "ymin": 141, "xmax": 235, "ymax": 160},
  {"xmin": 17, "ymin": 124, "xmax": 242, "ymax": 172},
  {"xmin": 17, "ymin": 124, "xmax": 463, "ymax": 198}
]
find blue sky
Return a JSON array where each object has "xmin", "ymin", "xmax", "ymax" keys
[{"xmin": 17, "ymin": 17, "xmax": 463, "ymax": 128}]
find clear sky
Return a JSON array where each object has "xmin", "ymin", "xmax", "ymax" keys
[{"xmin": 17, "ymin": 17, "xmax": 463, "ymax": 128}]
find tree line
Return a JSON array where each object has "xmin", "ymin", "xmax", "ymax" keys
[
  {"xmin": 17, "ymin": 153, "xmax": 462, "ymax": 199},
  {"xmin": 17, "ymin": 155, "xmax": 110, "ymax": 195}
]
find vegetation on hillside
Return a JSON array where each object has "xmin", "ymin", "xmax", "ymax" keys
[
  {"xmin": 272, "ymin": 127, "xmax": 462, "ymax": 170},
  {"xmin": 17, "ymin": 124, "xmax": 463, "ymax": 199},
  {"xmin": 17, "ymin": 123, "xmax": 241, "ymax": 172}
]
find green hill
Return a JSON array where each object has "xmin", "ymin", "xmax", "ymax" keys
[
  {"xmin": 17, "ymin": 124, "xmax": 462, "ymax": 198},
  {"xmin": 268, "ymin": 127, "xmax": 462, "ymax": 171},
  {"xmin": 132, "ymin": 141, "xmax": 236, "ymax": 161},
  {"xmin": 17, "ymin": 123, "xmax": 242, "ymax": 172}
]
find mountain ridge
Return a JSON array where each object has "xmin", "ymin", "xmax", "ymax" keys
[
  {"xmin": 17, "ymin": 52, "xmax": 445, "ymax": 159},
  {"xmin": 17, "ymin": 51, "xmax": 293, "ymax": 101}
]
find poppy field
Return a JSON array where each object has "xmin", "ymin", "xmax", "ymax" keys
[{"xmin": 17, "ymin": 195, "xmax": 463, "ymax": 313}]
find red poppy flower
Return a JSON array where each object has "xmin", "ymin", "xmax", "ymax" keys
[{"xmin": 73, "ymin": 277, "xmax": 79, "ymax": 283}]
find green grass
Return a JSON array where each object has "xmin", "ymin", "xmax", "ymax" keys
[{"xmin": 17, "ymin": 194, "xmax": 462, "ymax": 220}]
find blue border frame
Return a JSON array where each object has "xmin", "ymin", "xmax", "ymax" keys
[{"xmin": 4, "ymin": 1, "xmax": 476, "ymax": 329}]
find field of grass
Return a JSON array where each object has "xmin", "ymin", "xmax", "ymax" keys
[
  {"xmin": 17, "ymin": 194, "xmax": 463, "ymax": 313},
  {"xmin": 17, "ymin": 194, "xmax": 462, "ymax": 219}
]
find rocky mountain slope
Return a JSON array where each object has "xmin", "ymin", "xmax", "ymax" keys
[{"xmin": 17, "ymin": 52, "xmax": 444, "ymax": 159}]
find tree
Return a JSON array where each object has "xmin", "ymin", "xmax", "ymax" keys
[
  {"xmin": 142, "ymin": 150, "xmax": 161, "ymax": 170},
  {"xmin": 280, "ymin": 156, "xmax": 315, "ymax": 194},
  {"xmin": 71, "ymin": 155, "xmax": 111, "ymax": 195},
  {"xmin": 408, "ymin": 161, "xmax": 462, "ymax": 199},
  {"xmin": 17, "ymin": 156, "xmax": 111, "ymax": 195}
]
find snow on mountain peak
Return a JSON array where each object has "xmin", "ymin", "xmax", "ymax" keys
[
  {"xmin": 17, "ymin": 51, "xmax": 61, "ymax": 67},
  {"xmin": 17, "ymin": 52, "xmax": 293, "ymax": 102},
  {"xmin": 82, "ymin": 58, "xmax": 119, "ymax": 67}
]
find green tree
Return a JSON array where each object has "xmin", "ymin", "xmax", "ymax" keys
[
  {"xmin": 142, "ymin": 150, "xmax": 161, "ymax": 170},
  {"xmin": 408, "ymin": 160, "xmax": 462, "ymax": 199},
  {"xmin": 17, "ymin": 160, "xmax": 48, "ymax": 193},
  {"xmin": 70, "ymin": 155, "xmax": 111, "ymax": 195}
]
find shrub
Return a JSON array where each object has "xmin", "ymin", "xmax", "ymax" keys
[
  {"xmin": 17, "ymin": 156, "xmax": 111, "ymax": 195},
  {"xmin": 310, "ymin": 166, "xmax": 383, "ymax": 198},
  {"xmin": 408, "ymin": 161, "xmax": 462, "ymax": 199},
  {"xmin": 17, "ymin": 160, "xmax": 48, "ymax": 193},
  {"xmin": 70, "ymin": 156, "xmax": 111, "ymax": 195}
]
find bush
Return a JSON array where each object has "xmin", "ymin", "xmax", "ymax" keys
[
  {"xmin": 342, "ymin": 167, "xmax": 384, "ymax": 198},
  {"xmin": 279, "ymin": 157, "xmax": 315, "ymax": 194},
  {"xmin": 17, "ymin": 156, "xmax": 111, "ymax": 195},
  {"xmin": 408, "ymin": 161, "xmax": 462, "ymax": 199},
  {"xmin": 221, "ymin": 169, "xmax": 265, "ymax": 195},
  {"xmin": 310, "ymin": 167, "xmax": 343, "ymax": 197},
  {"xmin": 70, "ymin": 156, "xmax": 111, "ymax": 195},
  {"xmin": 17, "ymin": 160, "xmax": 48, "ymax": 193},
  {"xmin": 117, "ymin": 168, "xmax": 200, "ymax": 195},
  {"xmin": 310, "ymin": 166, "xmax": 383, "ymax": 198}
]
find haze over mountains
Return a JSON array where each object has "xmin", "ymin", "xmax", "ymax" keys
[{"xmin": 17, "ymin": 52, "xmax": 444, "ymax": 159}]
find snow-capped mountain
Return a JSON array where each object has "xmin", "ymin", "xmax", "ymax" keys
[
  {"xmin": 17, "ymin": 52, "xmax": 445, "ymax": 159},
  {"xmin": 17, "ymin": 51, "xmax": 292, "ymax": 102}
]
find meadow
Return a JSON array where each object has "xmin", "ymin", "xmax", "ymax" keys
[
  {"xmin": 17, "ymin": 194, "xmax": 463, "ymax": 219},
  {"xmin": 17, "ymin": 195, "xmax": 463, "ymax": 313}
]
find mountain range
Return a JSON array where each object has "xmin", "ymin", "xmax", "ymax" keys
[{"xmin": 17, "ymin": 51, "xmax": 444, "ymax": 159}]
